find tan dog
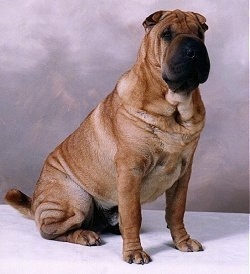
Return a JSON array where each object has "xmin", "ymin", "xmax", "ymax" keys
[{"xmin": 5, "ymin": 9, "xmax": 210, "ymax": 264}]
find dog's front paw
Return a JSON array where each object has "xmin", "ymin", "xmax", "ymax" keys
[
  {"xmin": 175, "ymin": 238, "xmax": 203, "ymax": 252},
  {"xmin": 123, "ymin": 249, "xmax": 152, "ymax": 264}
]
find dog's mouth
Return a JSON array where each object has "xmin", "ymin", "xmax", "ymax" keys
[{"xmin": 163, "ymin": 73, "xmax": 200, "ymax": 94}]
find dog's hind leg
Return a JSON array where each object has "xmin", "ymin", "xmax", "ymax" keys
[{"xmin": 33, "ymin": 178, "xmax": 101, "ymax": 246}]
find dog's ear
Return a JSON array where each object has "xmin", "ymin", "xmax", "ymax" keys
[
  {"xmin": 193, "ymin": 12, "xmax": 208, "ymax": 31},
  {"xmin": 143, "ymin": 11, "xmax": 169, "ymax": 32}
]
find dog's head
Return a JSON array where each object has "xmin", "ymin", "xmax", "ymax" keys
[{"xmin": 142, "ymin": 9, "xmax": 210, "ymax": 94}]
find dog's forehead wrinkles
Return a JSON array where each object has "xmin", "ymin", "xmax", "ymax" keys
[
  {"xmin": 162, "ymin": 10, "xmax": 199, "ymax": 35},
  {"xmin": 173, "ymin": 9, "xmax": 186, "ymax": 21},
  {"xmin": 173, "ymin": 10, "xmax": 195, "ymax": 32}
]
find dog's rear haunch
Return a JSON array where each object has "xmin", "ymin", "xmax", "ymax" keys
[{"xmin": 5, "ymin": 9, "xmax": 209, "ymax": 264}]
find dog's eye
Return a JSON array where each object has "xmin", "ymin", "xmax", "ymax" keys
[{"xmin": 162, "ymin": 29, "xmax": 172, "ymax": 41}]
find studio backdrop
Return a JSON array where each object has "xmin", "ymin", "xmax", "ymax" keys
[{"xmin": 0, "ymin": 0, "xmax": 248, "ymax": 213}]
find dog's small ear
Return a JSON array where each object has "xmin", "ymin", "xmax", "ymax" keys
[
  {"xmin": 143, "ymin": 10, "xmax": 167, "ymax": 32},
  {"xmin": 193, "ymin": 12, "xmax": 208, "ymax": 31}
]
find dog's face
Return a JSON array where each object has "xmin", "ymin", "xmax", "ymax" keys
[{"xmin": 143, "ymin": 9, "xmax": 210, "ymax": 94}]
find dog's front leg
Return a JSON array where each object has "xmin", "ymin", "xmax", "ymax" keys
[
  {"xmin": 165, "ymin": 162, "xmax": 203, "ymax": 252},
  {"xmin": 116, "ymin": 160, "xmax": 151, "ymax": 264}
]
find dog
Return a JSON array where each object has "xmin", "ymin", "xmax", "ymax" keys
[{"xmin": 5, "ymin": 9, "xmax": 210, "ymax": 264}]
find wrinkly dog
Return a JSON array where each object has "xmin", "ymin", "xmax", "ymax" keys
[{"xmin": 5, "ymin": 9, "xmax": 210, "ymax": 264}]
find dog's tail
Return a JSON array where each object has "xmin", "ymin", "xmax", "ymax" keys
[{"xmin": 5, "ymin": 189, "xmax": 33, "ymax": 219}]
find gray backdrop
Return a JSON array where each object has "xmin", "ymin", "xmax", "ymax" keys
[{"xmin": 0, "ymin": 0, "xmax": 249, "ymax": 213}]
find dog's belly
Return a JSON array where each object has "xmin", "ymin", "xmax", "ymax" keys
[
  {"xmin": 94, "ymin": 159, "xmax": 182, "ymax": 210},
  {"xmin": 140, "ymin": 159, "xmax": 182, "ymax": 204}
]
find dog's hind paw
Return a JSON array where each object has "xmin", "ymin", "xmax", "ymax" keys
[{"xmin": 56, "ymin": 229, "xmax": 102, "ymax": 246}]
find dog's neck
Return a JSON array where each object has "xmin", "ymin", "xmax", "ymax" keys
[
  {"xmin": 116, "ymin": 59, "xmax": 205, "ymax": 137},
  {"xmin": 165, "ymin": 90, "xmax": 194, "ymax": 121},
  {"xmin": 117, "ymin": 59, "xmax": 196, "ymax": 122}
]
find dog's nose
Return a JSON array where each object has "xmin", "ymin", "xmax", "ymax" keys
[{"xmin": 186, "ymin": 48, "xmax": 196, "ymax": 58}]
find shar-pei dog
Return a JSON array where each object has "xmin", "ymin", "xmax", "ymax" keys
[{"xmin": 5, "ymin": 9, "xmax": 210, "ymax": 264}]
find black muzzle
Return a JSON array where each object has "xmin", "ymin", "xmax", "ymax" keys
[{"xmin": 162, "ymin": 35, "xmax": 210, "ymax": 93}]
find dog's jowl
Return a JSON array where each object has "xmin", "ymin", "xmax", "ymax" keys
[{"xmin": 5, "ymin": 10, "xmax": 210, "ymax": 264}]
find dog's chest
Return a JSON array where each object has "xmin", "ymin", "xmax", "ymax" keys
[
  {"xmin": 138, "ymin": 125, "xmax": 197, "ymax": 203},
  {"xmin": 140, "ymin": 151, "xmax": 184, "ymax": 203}
]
